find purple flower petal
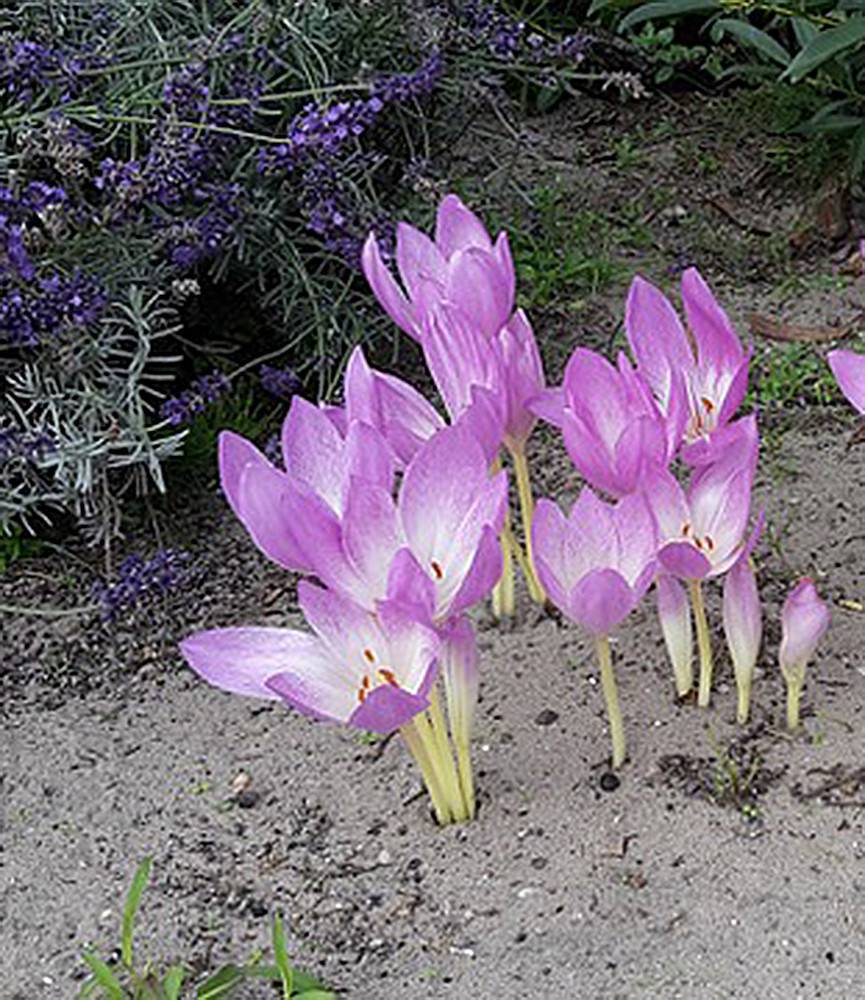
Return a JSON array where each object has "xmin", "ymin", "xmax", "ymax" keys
[
  {"xmin": 362, "ymin": 232, "xmax": 417, "ymax": 337},
  {"xmin": 435, "ymin": 193, "xmax": 494, "ymax": 256},
  {"xmin": 828, "ymin": 349, "xmax": 865, "ymax": 414},
  {"xmin": 568, "ymin": 567, "xmax": 636, "ymax": 635},
  {"xmin": 181, "ymin": 626, "xmax": 327, "ymax": 702},
  {"xmin": 348, "ymin": 683, "xmax": 430, "ymax": 734},
  {"xmin": 658, "ymin": 541, "xmax": 712, "ymax": 579},
  {"xmin": 281, "ymin": 396, "xmax": 347, "ymax": 512}
]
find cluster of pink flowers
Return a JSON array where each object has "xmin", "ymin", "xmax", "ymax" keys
[{"xmin": 181, "ymin": 194, "xmax": 844, "ymax": 823}]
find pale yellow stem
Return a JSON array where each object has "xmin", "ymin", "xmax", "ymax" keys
[
  {"xmin": 490, "ymin": 454, "xmax": 514, "ymax": 618},
  {"xmin": 689, "ymin": 579, "xmax": 714, "ymax": 708},
  {"xmin": 786, "ymin": 680, "xmax": 802, "ymax": 731},
  {"xmin": 736, "ymin": 675, "xmax": 752, "ymax": 725},
  {"xmin": 510, "ymin": 444, "xmax": 546, "ymax": 604},
  {"xmin": 427, "ymin": 686, "xmax": 469, "ymax": 821},
  {"xmin": 596, "ymin": 634, "xmax": 626, "ymax": 768},
  {"xmin": 455, "ymin": 739, "xmax": 475, "ymax": 819},
  {"xmin": 492, "ymin": 516, "xmax": 515, "ymax": 617},
  {"xmin": 400, "ymin": 718, "xmax": 451, "ymax": 825}
]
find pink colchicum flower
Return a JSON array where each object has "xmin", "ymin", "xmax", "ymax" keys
[
  {"xmin": 181, "ymin": 581, "xmax": 440, "ymax": 734},
  {"xmin": 827, "ymin": 349, "xmax": 865, "ymax": 415},
  {"xmin": 722, "ymin": 551, "xmax": 762, "ymax": 724},
  {"xmin": 532, "ymin": 488, "xmax": 657, "ymax": 767},
  {"xmin": 197, "ymin": 421, "xmax": 506, "ymax": 825},
  {"xmin": 645, "ymin": 415, "xmax": 760, "ymax": 707},
  {"xmin": 656, "ymin": 575, "xmax": 693, "ymax": 698},
  {"xmin": 420, "ymin": 301, "xmax": 547, "ymax": 457},
  {"xmin": 490, "ymin": 309, "xmax": 545, "ymax": 454},
  {"xmin": 779, "ymin": 578, "xmax": 831, "ymax": 730},
  {"xmin": 220, "ymin": 413, "xmax": 506, "ymax": 617},
  {"xmin": 218, "ymin": 398, "xmax": 393, "ymax": 585},
  {"xmin": 531, "ymin": 348, "xmax": 685, "ymax": 498},
  {"xmin": 362, "ymin": 193, "xmax": 515, "ymax": 343},
  {"xmin": 625, "ymin": 268, "xmax": 750, "ymax": 456},
  {"xmin": 646, "ymin": 416, "xmax": 759, "ymax": 582},
  {"xmin": 342, "ymin": 346, "xmax": 445, "ymax": 468},
  {"xmin": 533, "ymin": 488, "xmax": 658, "ymax": 636}
]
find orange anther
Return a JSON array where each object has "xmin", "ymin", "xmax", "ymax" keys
[{"xmin": 377, "ymin": 668, "xmax": 399, "ymax": 687}]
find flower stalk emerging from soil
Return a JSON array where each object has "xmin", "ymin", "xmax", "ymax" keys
[
  {"xmin": 595, "ymin": 634, "xmax": 626, "ymax": 768},
  {"xmin": 779, "ymin": 579, "xmax": 831, "ymax": 730},
  {"xmin": 656, "ymin": 575, "xmax": 693, "ymax": 698},
  {"xmin": 510, "ymin": 443, "xmax": 545, "ymax": 604},
  {"xmin": 491, "ymin": 455, "xmax": 515, "ymax": 618},
  {"xmin": 723, "ymin": 553, "xmax": 762, "ymax": 724},
  {"xmin": 532, "ymin": 488, "xmax": 657, "ymax": 767},
  {"xmin": 689, "ymin": 579, "xmax": 714, "ymax": 708},
  {"xmin": 401, "ymin": 685, "xmax": 471, "ymax": 824}
]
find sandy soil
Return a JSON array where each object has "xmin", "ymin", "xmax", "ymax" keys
[
  {"xmin": 3, "ymin": 94, "xmax": 865, "ymax": 1000},
  {"xmin": 4, "ymin": 415, "xmax": 864, "ymax": 999}
]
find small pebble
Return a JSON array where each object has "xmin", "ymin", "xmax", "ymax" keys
[
  {"xmin": 600, "ymin": 772, "xmax": 620, "ymax": 792},
  {"xmin": 534, "ymin": 709, "xmax": 559, "ymax": 726},
  {"xmin": 236, "ymin": 789, "xmax": 260, "ymax": 809}
]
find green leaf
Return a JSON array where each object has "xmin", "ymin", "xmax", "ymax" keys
[
  {"xmin": 293, "ymin": 973, "xmax": 330, "ymax": 994},
  {"xmin": 247, "ymin": 964, "xmax": 330, "ymax": 994},
  {"xmin": 272, "ymin": 913, "xmax": 293, "ymax": 999},
  {"xmin": 162, "ymin": 966, "xmax": 185, "ymax": 1000},
  {"xmin": 850, "ymin": 122, "xmax": 865, "ymax": 178},
  {"xmin": 293, "ymin": 992, "xmax": 336, "ymax": 999},
  {"xmin": 122, "ymin": 857, "xmax": 152, "ymax": 969},
  {"xmin": 620, "ymin": 0, "xmax": 720, "ymax": 33},
  {"xmin": 535, "ymin": 82, "xmax": 563, "ymax": 114},
  {"xmin": 196, "ymin": 964, "xmax": 245, "ymax": 999},
  {"xmin": 792, "ymin": 17, "xmax": 819, "ymax": 49},
  {"xmin": 713, "ymin": 18, "xmax": 791, "ymax": 66},
  {"xmin": 805, "ymin": 113, "xmax": 863, "ymax": 133},
  {"xmin": 81, "ymin": 954, "xmax": 124, "ymax": 1000},
  {"xmin": 782, "ymin": 17, "xmax": 865, "ymax": 83}
]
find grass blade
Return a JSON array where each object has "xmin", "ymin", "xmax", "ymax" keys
[
  {"xmin": 162, "ymin": 965, "xmax": 186, "ymax": 1000},
  {"xmin": 81, "ymin": 953, "xmax": 124, "ymax": 1000},
  {"xmin": 121, "ymin": 857, "xmax": 152, "ymax": 969},
  {"xmin": 196, "ymin": 964, "xmax": 245, "ymax": 999},
  {"xmin": 272, "ymin": 912, "xmax": 293, "ymax": 999}
]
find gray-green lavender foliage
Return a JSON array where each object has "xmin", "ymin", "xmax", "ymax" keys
[{"xmin": 0, "ymin": 0, "xmax": 637, "ymax": 545}]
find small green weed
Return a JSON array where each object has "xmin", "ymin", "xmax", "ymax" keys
[
  {"xmin": 613, "ymin": 135, "xmax": 645, "ymax": 171},
  {"xmin": 631, "ymin": 23, "xmax": 716, "ymax": 85},
  {"xmin": 706, "ymin": 735, "xmax": 768, "ymax": 821},
  {"xmin": 0, "ymin": 524, "xmax": 43, "ymax": 572},
  {"xmin": 78, "ymin": 858, "xmax": 335, "ymax": 999},
  {"xmin": 748, "ymin": 342, "xmax": 843, "ymax": 413},
  {"xmin": 504, "ymin": 186, "xmax": 652, "ymax": 309},
  {"xmin": 172, "ymin": 382, "xmax": 275, "ymax": 489}
]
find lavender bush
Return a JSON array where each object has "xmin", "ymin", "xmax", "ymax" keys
[{"xmin": 0, "ymin": 0, "xmax": 642, "ymax": 545}]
